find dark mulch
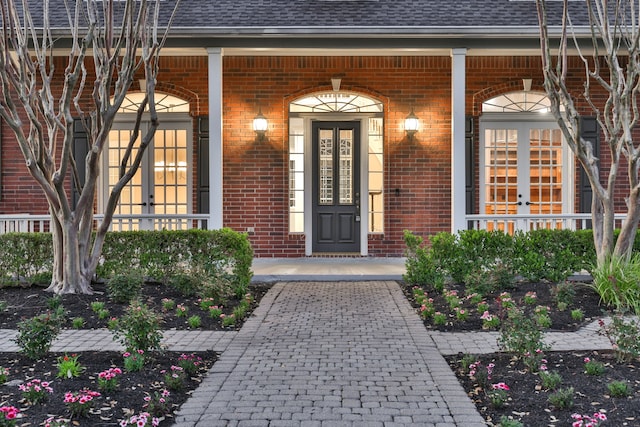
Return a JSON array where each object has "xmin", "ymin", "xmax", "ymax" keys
[
  {"xmin": 404, "ymin": 280, "xmax": 606, "ymax": 332},
  {"xmin": 403, "ymin": 279, "xmax": 639, "ymax": 426},
  {"xmin": 446, "ymin": 350, "xmax": 640, "ymax": 427},
  {"xmin": 0, "ymin": 281, "xmax": 272, "ymax": 330},
  {"xmin": 0, "ymin": 350, "xmax": 216, "ymax": 426},
  {"xmin": 0, "ymin": 281, "xmax": 271, "ymax": 426}
]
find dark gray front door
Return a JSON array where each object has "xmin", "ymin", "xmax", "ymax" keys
[{"xmin": 312, "ymin": 121, "xmax": 361, "ymax": 253}]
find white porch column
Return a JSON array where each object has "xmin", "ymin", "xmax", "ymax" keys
[
  {"xmin": 207, "ymin": 48, "xmax": 223, "ymax": 229},
  {"xmin": 451, "ymin": 48, "xmax": 467, "ymax": 234}
]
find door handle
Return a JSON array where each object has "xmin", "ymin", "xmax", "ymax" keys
[
  {"xmin": 135, "ymin": 202, "xmax": 147, "ymax": 206},
  {"xmin": 526, "ymin": 201, "xmax": 532, "ymax": 206}
]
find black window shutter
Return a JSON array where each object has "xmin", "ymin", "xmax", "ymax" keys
[
  {"xmin": 72, "ymin": 119, "xmax": 89, "ymax": 209},
  {"xmin": 197, "ymin": 116, "xmax": 209, "ymax": 214},
  {"xmin": 578, "ymin": 117, "xmax": 599, "ymax": 215},
  {"xmin": 465, "ymin": 116, "xmax": 475, "ymax": 228}
]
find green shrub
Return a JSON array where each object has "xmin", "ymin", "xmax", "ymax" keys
[
  {"xmin": 402, "ymin": 231, "xmax": 446, "ymax": 288},
  {"xmin": 547, "ymin": 387, "xmax": 574, "ymax": 409},
  {"xmin": 600, "ymin": 314, "xmax": 640, "ymax": 362},
  {"xmin": 0, "ymin": 233, "xmax": 53, "ymax": 285},
  {"xmin": 590, "ymin": 254, "xmax": 640, "ymax": 315},
  {"xmin": 15, "ymin": 311, "xmax": 63, "ymax": 360},
  {"xmin": 199, "ymin": 276, "xmax": 233, "ymax": 304},
  {"xmin": 539, "ymin": 370, "xmax": 562, "ymax": 390},
  {"xmin": 111, "ymin": 300, "xmax": 163, "ymax": 353},
  {"xmin": 169, "ymin": 273, "xmax": 202, "ymax": 297},
  {"xmin": 499, "ymin": 308, "xmax": 548, "ymax": 371},
  {"xmin": 107, "ymin": 271, "xmax": 144, "ymax": 303},
  {"xmin": 607, "ymin": 380, "xmax": 631, "ymax": 397},
  {"xmin": 499, "ymin": 417, "xmax": 523, "ymax": 427},
  {"xmin": 552, "ymin": 281, "xmax": 576, "ymax": 307}
]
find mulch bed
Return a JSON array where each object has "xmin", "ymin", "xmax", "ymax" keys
[{"xmin": 403, "ymin": 279, "xmax": 639, "ymax": 426}]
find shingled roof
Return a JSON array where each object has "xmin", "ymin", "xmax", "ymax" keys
[{"xmin": 21, "ymin": 1, "xmax": 593, "ymax": 51}]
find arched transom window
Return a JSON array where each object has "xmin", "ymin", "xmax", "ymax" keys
[
  {"xmin": 482, "ymin": 91, "xmax": 552, "ymax": 113},
  {"xmin": 290, "ymin": 92, "xmax": 383, "ymax": 113},
  {"xmin": 117, "ymin": 92, "xmax": 190, "ymax": 114}
]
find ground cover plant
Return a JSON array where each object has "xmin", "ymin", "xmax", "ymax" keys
[{"xmin": 0, "ymin": 350, "xmax": 216, "ymax": 426}]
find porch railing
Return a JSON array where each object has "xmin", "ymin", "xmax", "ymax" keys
[
  {"xmin": 0, "ymin": 213, "xmax": 209, "ymax": 234},
  {"xmin": 466, "ymin": 213, "xmax": 628, "ymax": 233}
]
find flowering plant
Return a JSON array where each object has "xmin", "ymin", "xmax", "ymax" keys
[
  {"xmin": 143, "ymin": 389, "xmax": 171, "ymax": 417},
  {"xmin": 468, "ymin": 361, "xmax": 494, "ymax": 388},
  {"xmin": 98, "ymin": 367, "xmax": 122, "ymax": 391},
  {"xmin": 220, "ymin": 313, "xmax": 236, "ymax": 327},
  {"xmin": 44, "ymin": 417, "xmax": 70, "ymax": 427},
  {"xmin": 64, "ymin": 389, "xmax": 101, "ymax": 417},
  {"xmin": 0, "ymin": 406, "xmax": 19, "ymax": 427},
  {"xmin": 0, "ymin": 367, "xmax": 8, "ymax": 385},
  {"xmin": 480, "ymin": 311, "xmax": 500, "ymax": 329},
  {"xmin": 162, "ymin": 365, "xmax": 186, "ymax": 390},
  {"xmin": 571, "ymin": 412, "xmax": 607, "ymax": 427},
  {"xmin": 177, "ymin": 353, "xmax": 203, "ymax": 375},
  {"xmin": 583, "ymin": 357, "xmax": 605, "ymax": 376},
  {"xmin": 208, "ymin": 306, "xmax": 223, "ymax": 318},
  {"xmin": 175, "ymin": 304, "xmax": 188, "ymax": 318},
  {"xmin": 57, "ymin": 353, "xmax": 84, "ymax": 379},
  {"xmin": 119, "ymin": 412, "xmax": 160, "ymax": 427},
  {"xmin": 419, "ymin": 299, "xmax": 435, "ymax": 319},
  {"xmin": 488, "ymin": 382, "xmax": 510, "ymax": 408},
  {"xmin": 454, "ymin": 307, "xmax": 468, "ymax": 321},
  {"xmin": 123, "ymin": 350, "xmax": 146, "ymax": 372},
  {"xmin": 433, "ymin": 311, "xmax": 447, "ymax": 326},
  {"xmin": 523, "ymin": 291, "xmax": 538, "ymax": 305},
  {"xmin": 198, "ymin": 297, "xmax": 217, "ymax": 310},
  {"xmin": 19, "ymin": 378, "xmax": 54, "ymax": 404}
]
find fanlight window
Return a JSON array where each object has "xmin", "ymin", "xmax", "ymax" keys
[
  {"xmin": 117, "ymin": 92, "xmax": 190, "ymax": 113},
  {"xmin": 290, "ymin": 92, "xmax": 383, "ymax": 113},
  {"xmin": 483, "ymin": 91, "xmax": 555, "ymax": 113}
]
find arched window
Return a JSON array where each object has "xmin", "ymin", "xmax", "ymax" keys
[
  {"xmin": 290, "ymin": 92, "xmax": 383, "ymax": 113},
  {"xmin": 103, "ymin": 92, "xmax": 192, "ymax": 230},
  {"xmin": 117, "ymin": 92, "xmax": 190, "ymax": 114},
  {"xmin": 482, "ymin": 91, "xmax": 552, "ymax": 113}
]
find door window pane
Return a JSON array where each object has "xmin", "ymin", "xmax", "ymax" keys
[
  {"xmin": 484, "ymin": 129, "xmax": 519, "ymax": 215},
  {"xmin": 530, "ymin": 128, "xmax": 563, "ymax": 215},
  {"xmin": 319, "ymin": 129, "xmax": 334, "ymax": 205},
  {"xmin": 339, "ymin": 130, "xmax": 353, "ymax": 204}
]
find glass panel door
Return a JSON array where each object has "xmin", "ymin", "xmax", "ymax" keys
[
  {"xmin": 481, "ymin": 122, "xmax": 569, "ymax": 233},
  {"xmin": 105, "ymin": 121, "xmax": 191, "ymax": 230}
]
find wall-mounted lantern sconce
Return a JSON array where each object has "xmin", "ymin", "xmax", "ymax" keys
[
  {"xmin": 253, "ymin": 108, "xmax": 268, "ymax": 140},
  {"xmin": 404, "ymin": 108, "xmax": 419, "ymax": 140}
]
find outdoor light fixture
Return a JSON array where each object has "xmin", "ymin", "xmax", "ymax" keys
[
  {"xmin": 404, "ymin": 108, "xmax": 419, "ymax": 140},
  {"xmin": 253, "ymin": 108, "xmax": 268, "ymax": 140}
]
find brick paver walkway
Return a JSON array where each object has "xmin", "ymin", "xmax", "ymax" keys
[{"xmin": 173, "ymin": 281, "xmax": 486, "ymax": 426}]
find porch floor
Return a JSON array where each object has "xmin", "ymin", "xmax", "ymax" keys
[{"xmin": 251, "ymin": 257, "xmax": 406, "ymax": 282}]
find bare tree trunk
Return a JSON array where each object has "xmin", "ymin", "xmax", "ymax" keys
[{"xmin": 0, "ymin": 0, "xmax": 180, "ymax": 294}]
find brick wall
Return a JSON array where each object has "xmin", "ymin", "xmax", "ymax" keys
[{"xmin": 0, "ymin": 54, "xmax": 631, "ymax": 257}]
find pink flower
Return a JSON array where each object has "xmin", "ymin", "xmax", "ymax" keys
[
  {"xmin": 492, "ymin": 382, "xmax": 510, "ymax": 391},
  {"xmin": 584, "ymin": 357, "xmax": 591, "ymax": 363}
]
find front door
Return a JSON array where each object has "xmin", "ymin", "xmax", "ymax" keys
[{"xmin": 312, "ymin": 121, "xmax": 361, "ymax": 253}]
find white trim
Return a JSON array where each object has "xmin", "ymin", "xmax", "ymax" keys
[
  {"xmin": 297, "ymin": 114, "xmax": 373, "ymax": 256},
  {"xmin": 451, "ymin": 48, "xmax": 467, "ymax": 233},
  {"xmin": 479, "ymin": 117, "xmax": 574, "ymax": 226},
  {"xmin": 207, "ymin": 48, "xmax": 224, "ymax": 230}
]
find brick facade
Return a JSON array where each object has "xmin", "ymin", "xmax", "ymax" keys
[{"xmin": 0, "ymin": 54, "xmax": 628, "ymax": 257}]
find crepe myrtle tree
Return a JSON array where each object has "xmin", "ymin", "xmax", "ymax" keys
[
  {"xmin": 0, "ymin": 0, "xmax": 180, "ymax": 294},
  {"xmin": 536, "ymin": 0, "xmax": 640, "ymax": 265}
]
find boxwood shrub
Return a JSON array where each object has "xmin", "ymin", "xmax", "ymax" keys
[{"xmin": 0, "ymin": 228, "xmax": 252, "ymax": 287}]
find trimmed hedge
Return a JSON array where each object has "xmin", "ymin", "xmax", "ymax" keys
[
  {"xmin": 404, "ymin": 229, "xmax": 597, "ymax": 286},
  {"xmin": 0, "ymin": 228, "xmax": 253, "ymax": 287}
]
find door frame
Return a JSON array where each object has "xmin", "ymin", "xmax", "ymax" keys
[
  {"xmin": 99, "ymin": 113, "xmax": 194, "ymax": 225},
  {"xmin": 479, "ymin": 113, "xmax": 574, "ymax": 223},
  {"xmin": 295, "ymin": 114, "xmax": 371, "ymax": 256},
  {"xmin": 311, "ymin": 120, "xmax": 361, "ymax": 253}
]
